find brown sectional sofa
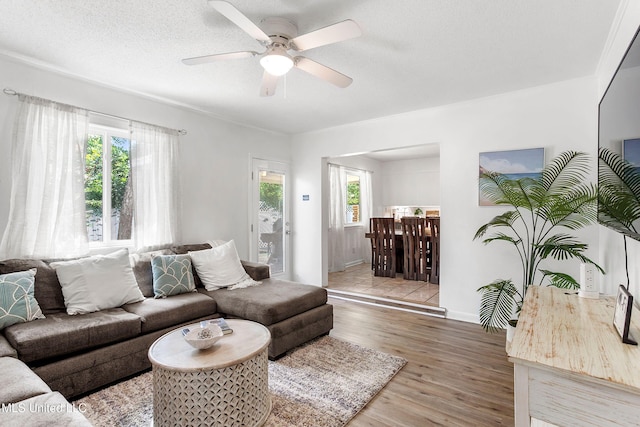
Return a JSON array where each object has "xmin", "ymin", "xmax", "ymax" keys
[{"xmin": 0, "ymin": 242, "xmax": 332, "ymax": 425}]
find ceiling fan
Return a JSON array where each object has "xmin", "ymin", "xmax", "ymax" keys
[{"xmin": 182, "ymin": 0, "xmax": 362, "ymax": 96}]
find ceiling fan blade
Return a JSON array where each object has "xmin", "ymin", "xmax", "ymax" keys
[
  {"xmin": 294, "ymin": 57, "xmax": 353, "ymax": 88},
  {"xmin": 182, "ymin": 51, "xmax": 258, "ymax": 65},
  {"xmin": 209, "ymin": 1, "xmax": 271, "ymax": 44},
  {"xmin": 260, "ymin": 71, "xmax": 279, "ymax": 97},
  {"xmin": 290, "ymin": 20, "xmax": 362, "ymax": 51}
]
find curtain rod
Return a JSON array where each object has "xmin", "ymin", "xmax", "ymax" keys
[
  {"xmin": 327, "ymin": 162, "xmax": 373, "ymax": 174},
  {"xmin": 3, "ymin": 88, "xmax": 187, "ymax": 136}
]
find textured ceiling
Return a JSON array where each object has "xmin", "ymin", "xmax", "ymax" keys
[{"xmin": 0, "ymin": 0, "xmax": 622, "ymax": 135}]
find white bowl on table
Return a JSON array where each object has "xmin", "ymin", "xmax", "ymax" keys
[{"xmin": 182, "ymin": 323, "xmax": 224, "ymax": 350}]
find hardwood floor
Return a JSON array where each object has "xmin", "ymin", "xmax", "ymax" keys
[
  {"xmin": 328, "ymin": 263, "xmax": 440, "ymax": 307},
  {"xmin": 329, "ymin": 297, "xmax": 514, "ymax": 426}
]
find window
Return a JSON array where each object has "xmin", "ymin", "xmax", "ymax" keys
[
  {"xmin": 85, "ymin": 125, "xmax": 133, "ymax": 244},
  {"xmin": 346, "ymin": 173, "xmax": 361, "ymax": 224},
  {"xmin": 0, "ymin": 92, "xmax": 180, "ymax": 258}
]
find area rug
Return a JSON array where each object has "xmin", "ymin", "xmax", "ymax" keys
[{"xmin": 73, "ymin": 335, "xmax": 406, "ymax": 427}]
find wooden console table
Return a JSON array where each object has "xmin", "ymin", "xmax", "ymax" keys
[{"xmin": 508, "ymin": 286, "xmax": 640, "ymax": 426}]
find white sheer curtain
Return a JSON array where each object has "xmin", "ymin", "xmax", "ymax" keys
[
  {"xmin": 360, "ymin": 170, "xmax": 373, "ymax": 262},
  {"xmin": 0, "ymin": 96, "xmax": 89, "ymax": 259},
  {"xmin": 328, "ymin": 164, "xmax": 346, "ymax": 273},
  {"xmin": 130, "ymin": 122, "xmax": 181, "ymax": 250}
]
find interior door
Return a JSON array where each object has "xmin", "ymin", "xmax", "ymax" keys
[{"xmin": 251, "ymin": 158, "xmax": 290, "ymax": 278}]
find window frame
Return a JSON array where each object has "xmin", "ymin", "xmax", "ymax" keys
[{"xmin": 86, "ymin": 123, "xmax": 133, "ymax": 249}]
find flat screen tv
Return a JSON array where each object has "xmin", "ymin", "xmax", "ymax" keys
[{"xmin": 598, "ymin": 25, "xmax": 640, "ymax": 241}]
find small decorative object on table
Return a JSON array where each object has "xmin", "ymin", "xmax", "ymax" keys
[
  {"xmin": 182, "ymin": 322, "xmax": 224, "ymax": 349},
  {"xmin": 209, "ymin": 318, "xmax": 233, "ymax": 335},
  {"xmin": 613, "ymin": 285, "xmax": 637, "ymax": 345}
]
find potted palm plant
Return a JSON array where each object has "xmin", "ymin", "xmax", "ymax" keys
[{"xmin": 474, "ymin": 150, "xmax": 603, "ymax": 333}]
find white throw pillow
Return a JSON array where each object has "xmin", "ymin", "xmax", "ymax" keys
[
  {"xmin": 189, "ymin": 240, "xmax": 259, "ymax": 291},
  {"xmin": 51, "ymin": 249, "xmax": 145, "ymax": 315}
]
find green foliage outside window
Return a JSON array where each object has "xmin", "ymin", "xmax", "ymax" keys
[
  {"xmin": 85, "ymin": 134, "xmax": 132, "ymax": 241},
  {"xmin": 347, "ymin": 181, "xmax": 360, "ymax": 206},
  {"xmin": 84, "ymin": 135, "xmax": 131, "ymax": 215},
  {"xmin": 85, "ymin": 135, "xmax": 104, "ymax": 215},
  {"xmin": 111, "ymin": 137, "xmax": 131, "ymax": 211},
  {"xmin": 260, "ymin": 182, "xmax": 283, "ymax": 212}
]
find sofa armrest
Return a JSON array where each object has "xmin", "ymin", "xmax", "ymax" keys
[{"xmin": 241, "ymin": 260, "xmax": 271, "ymax": 281}]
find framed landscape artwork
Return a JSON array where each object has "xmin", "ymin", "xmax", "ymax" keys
[{"xmin": 479, "ymin": 148, "xmax": 545, "ymax": 206}]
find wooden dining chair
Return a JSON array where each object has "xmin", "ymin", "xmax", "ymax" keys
[
  {"xmin": 400, "ymin": 217, "xmax": 420, "ymax": 280},
  {"xmin": 401, "ymin": 217, "xmax": 430, "ymax": 281},
  {"xmin": 369, "ymin": 217, "xmax": 376, "ymax": 270},
  {"xmin": 371, "ymin": 217, "xmax": 396, "ymax": 277},
  {"xmin": 427, "ymin": 216, "xmax": 440, "ymax": 284}
]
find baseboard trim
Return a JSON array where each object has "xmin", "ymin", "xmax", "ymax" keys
[
  {"xmin": 344, "ymin": 259, "xmax": 365, "ymax": 268},
  {"xmin": 327, "ymin": 289, "xmax": 446, "ymax": 318}
]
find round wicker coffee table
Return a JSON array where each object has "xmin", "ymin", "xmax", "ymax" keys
[{"xmin": 148, "ymin": 319, "xmax": 271, "ymax": 427}]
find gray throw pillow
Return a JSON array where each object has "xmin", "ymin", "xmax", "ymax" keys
[{"xmin": 151, "ymin": 254, "xmax": 196, "ymax": 298}]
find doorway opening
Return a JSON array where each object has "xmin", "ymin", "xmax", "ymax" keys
[{"xmin": 324, "ymin": 144, "xmax": 442, "ymax": 311}]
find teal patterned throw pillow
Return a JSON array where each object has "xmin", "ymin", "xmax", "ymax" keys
[
  {"xmin": 0, "ymin": 268, "xmax": 45, "ymax": 329},
  {"xmin": 151, "ymin": 254, "xmax": 196, "ymax": 298}
]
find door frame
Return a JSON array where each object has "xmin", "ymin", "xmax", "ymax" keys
[{"xmin": 249, "ymin": 157, "xmax": 291, "ymax": 279}]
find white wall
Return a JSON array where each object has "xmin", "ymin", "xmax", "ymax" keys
[
  {"xmin": 596, "ymin": 0, "xmax": 640, "ymax": 297},
  {"xmin": 381, "ymin": 156, "xmax": 440, "ymax": 207},
  {"xmin": 0, "ymin": 55, "xmax": 291, "ymax": 260},
  {"xmin": 291, "ymin": 77, "xmax": 599, "ymax": 322}
]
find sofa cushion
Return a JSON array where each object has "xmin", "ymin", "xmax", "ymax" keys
[
  {"xmin": 130, "ymin": 249, "xmax": 173, "ymax": 298},
  {"xmin": 0, "ymin": 356, "xmax": 51, "ymax": 404},
  {"xmin": 0, "ymin": 269, "xmax": 45, "ymax": 329},
  {"xmin": 50, "ymin": 249, "xmax": 145, "ymax": 315},
  {"xmin": 0, "ymin": 392, "xmax": 92, "ymax": 426},
  {"xmin": 120, "ymin": 293, "xmax": 217, "ymax": 333},
  {"xmin": 200, "ymin": 278, "xmax": 327, "ymax": 325},
  {"xmin": 0, "ymin": 259, "xmax": 66, "ymax": 314},
  {"xmin": 151, "ymin": 254, "xmax": 196, "ymax": 298},
  {"xmin": 3, "ymin": 309, "xmax": 142, "ymax": 363}
]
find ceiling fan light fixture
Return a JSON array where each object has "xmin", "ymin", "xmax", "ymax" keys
[
  {"xmin": 260, "ymin": 47, "xmax": 293, "ymax": 76},
  {"xmin": 187, "ymin": 3, "xmax": 362, "ymax": 96}
]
